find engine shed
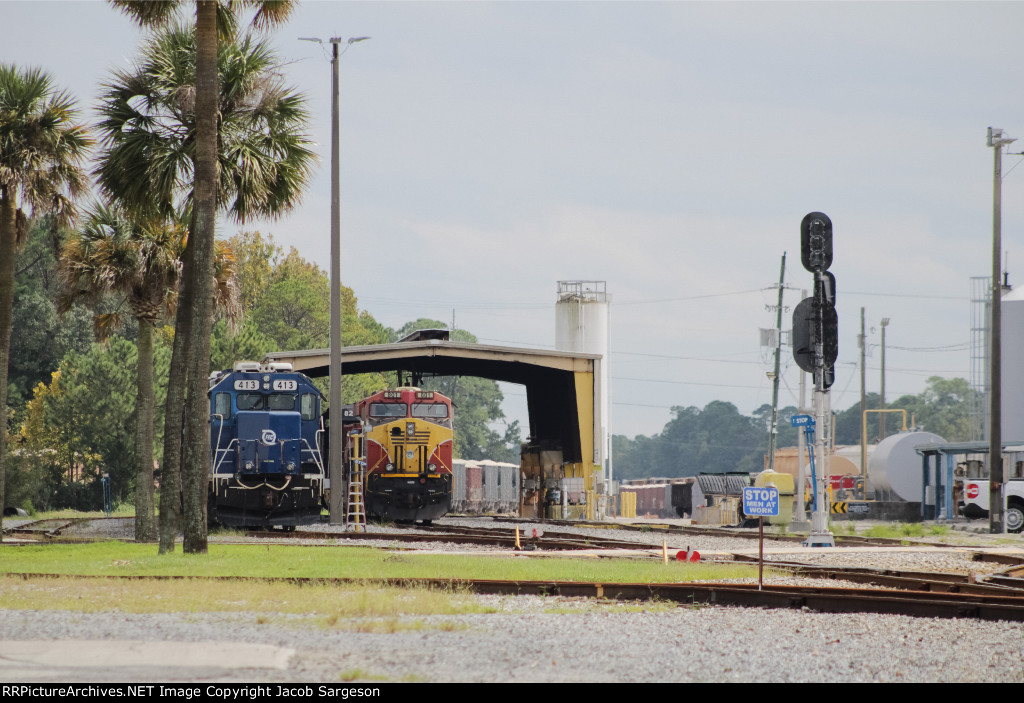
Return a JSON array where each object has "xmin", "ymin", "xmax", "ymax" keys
[{"xmin": 263, "ymin": 340, "xmax": 605, "ymax": 508}]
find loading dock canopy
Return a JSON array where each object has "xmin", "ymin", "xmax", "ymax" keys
[
  {"xmin": 264, "ymin": 341, "xmax": 601, "ymax": 464},
  {"xmin": 914, "ymin": 440, "xmax": 1024, "ymax": 458}
]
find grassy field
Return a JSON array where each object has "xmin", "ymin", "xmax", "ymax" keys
[
  {"xmin": 0, "ymin": 540, "xmax": 758, "ymax": 582},
  {"xmin": 0, "ymin": 541, "xmax": 760, "ymax": 619}
]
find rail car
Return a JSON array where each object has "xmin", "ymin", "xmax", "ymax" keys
[
  {"xmin": 353, "ymin": 387, "xmax": 454, "ymax": 523},
  {"xmin": 450, "ymin": 460, "xmax": 520, "ymax": 514},
  {"xmin": 208, "ymin": 361, "xmax": 327, "ymax": 529}
]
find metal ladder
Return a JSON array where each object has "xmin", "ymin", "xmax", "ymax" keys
[{"xmin": 345, "ymin": 433, "xmax": 366, "ymax": 532}]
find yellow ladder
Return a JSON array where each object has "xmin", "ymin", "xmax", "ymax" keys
[{"xmin": 345, "ymin": 433, "xmax": 366, "ymax": 532}]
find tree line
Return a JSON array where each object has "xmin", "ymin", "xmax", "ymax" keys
[
  {"xmin": 4, "ymin": 221, "xmax": 521, "ymax": 524},
  {"xmin": 0, "ymin": 1, "xmax": 519, "ymax": 551},
  {"xmin": 612, "ymin": 376, "xmax": 979, "ymax": 480}
]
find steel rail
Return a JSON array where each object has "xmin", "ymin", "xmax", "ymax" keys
[
  {"xmin": 248, "ymin": 528, "xmax": 651, "ymax": 551},
  {"xmin": 5, "ymin": 571, "xmax": 1024, "ymax": 622},
  {"xmin": 728, "ymin": 555, "xmax": 1024, "ymax": 596},
  {"xmin": 553, "ymin": 517, "xmax": 973, "ymax": 548},
  {"xmin": 4, "ymin": 516, "xmax": 129, "ymax": 536}
]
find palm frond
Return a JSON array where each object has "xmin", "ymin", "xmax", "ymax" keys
[
  {"xmin": 109, "ymin": 0, "xmax": 181, "ymax": 28},
  {"xmin": 0, "ymin": 63, "xmax": 91, "ymax": 231},
  {"xmin": 94, "ymin": 23, "xmax": 313, "ymax": 225}
]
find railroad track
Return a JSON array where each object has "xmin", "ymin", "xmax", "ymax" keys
[
  {"xmin": 6, "ymin": 516, "xmax": 1024, "ymax": 619},
  {"xmin": 9, "ymin": 517, "xmax": 1024, "ymax": 598},
  {"xmin": 729, "ymin": 555, "xmax": 1024, "ymax": 596},
  {"xmin": 246, "ymin": 524, "xmax": 657, "ymax": 551},
  {"xmin": 546, "ymin": 517, "xmax": 966, "ymax": 548},
  {"xmin": 2, "ymin": 516, "xmax": 128, "ymax": 541},
  {"xmin": 5, "ymin": 571, "xmax": 1024, "ymax": 622}
]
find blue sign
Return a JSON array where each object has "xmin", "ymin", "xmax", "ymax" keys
[
  {"xmin": 743, "ymin": 486, "xmax": 780, "ymax": 517},
  {"xmin": 790, "ymin": 414, "xmax": 814, "ymax": 427}
]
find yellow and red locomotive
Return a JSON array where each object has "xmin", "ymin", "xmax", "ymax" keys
[{"xmin": 353, "ymin": 387, "xmax": 453, "ymax": 523}]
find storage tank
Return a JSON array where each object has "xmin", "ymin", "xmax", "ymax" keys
[
  {"xmin": 555, "ymin": 280, "xmax": 610, "ymax": 477},
  {"xmin": 868, "ymin": 430, "xmax": 945, "ymax": 501},
  {"xmin": 834, "ymin": 445, "xmax": 871, "ymax": 477}
]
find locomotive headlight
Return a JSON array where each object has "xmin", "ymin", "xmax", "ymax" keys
[
  {"xmin": 406, "ymin": 422, "xmax": 415, "ymax": 436},
  {"xmin": 428, "ymin": 463, "xmax": 437, "ymax": 473},
  {"xmin": 286, "ymin": 462, "xmax": 296, "ymax": 472},
  {"xmin": 385, "ymin": 463, "xmax": 395, "ymax": 472},
  {"xmin": 406, "ymin": 450, "xmax": 415, "ymax": 460},
  {"xmin": 244, "ymin": 461, "xmax": 255, "ymax": 472}
]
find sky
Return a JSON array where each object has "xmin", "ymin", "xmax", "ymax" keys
[{"xmin": 3, "ymin": 0, "xmax": 1024, "ymax": 439}]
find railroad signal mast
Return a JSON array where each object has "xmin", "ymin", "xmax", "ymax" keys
[{"xmin": 793, "ymin": 212, "xmax": 837, "ymax": 547}]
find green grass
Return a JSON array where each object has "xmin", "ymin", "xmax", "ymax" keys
[
  {"xmin": 0, "ymin": 542, "xmax": 776, "ymax": 628},
  {"xmin": 0, "ymin": 542, "xmax": 768, "ymax": 624},
  {"xmin": 861, "ymin": 522, "xmax": 951, "ymax": 540},
  {"xmin": 0, "ymin": 575, "xmax": 491, "ymax": 619},
  {"xmin": 0, "ymin": 541, "xmax": 761, "ymax": 584}
]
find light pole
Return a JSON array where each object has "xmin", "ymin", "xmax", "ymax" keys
[
  {"xmin": 301, "ymin": 35, "xmax": 370, "ymax": 526},
  {"xmin": 880, "ymin": 317, "xmax": 889, "ymax": 441},
  {"xmin": 988, "ymin": 127, "xmax": 1014, "ymax": 534}
]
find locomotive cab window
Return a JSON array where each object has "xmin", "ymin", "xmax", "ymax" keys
[
  {"xmin": 369, "ymin": 402, "xmax": 407, "ymax": 418},
  {"xmin": 300, "ymin": 394, "xmax": 318, "ymax": 421},
  {"xmin": 267, "ymin": 394, "xmax": 296, "ymax": 411},
  {"xmin": 411, "ymin": 403, "xmax": 449, "ymax": 419},
  {"xmin": 214, "ymin": 393, "xmax": 231, "ymax": 418},
  {"xmin": 236, "ymin": 394, "xmax": 265, "ymax": 411}
]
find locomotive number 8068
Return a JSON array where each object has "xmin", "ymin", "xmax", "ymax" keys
[{"xmin": 355, "ymin": 387, "xmax": 454, "ymax": 523}]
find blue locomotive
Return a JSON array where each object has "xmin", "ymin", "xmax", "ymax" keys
[{"xmin": 208, "ymin": 361, "xmax": 328, "ymax": 529}]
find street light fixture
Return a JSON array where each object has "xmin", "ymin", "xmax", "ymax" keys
[{"xmin": 300, "ymin": 34, "xmax": 370, "ymax": 527}]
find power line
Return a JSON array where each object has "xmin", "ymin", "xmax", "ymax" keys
[
  {"xmin": 613, "ymin": 350, "xmax": 762, "ymax": 365},
  {"xmin": 889, "ymin": 342, "xmax": 969, "ymax": 352},
  {"xmin": 841, "ymin": 290, "xmax": 966, "ymax": 301},
  {"xmin": 616, "ymin": 288, "xmax": 765, "ymax": 305},
  {"xmin": 614, "ymin": 376, "xmax": 767, "ymax": 390}
]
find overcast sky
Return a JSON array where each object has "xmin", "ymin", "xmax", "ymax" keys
[{"xmin": 3, "ymin": 1, "xmax": 1024, "ymax": 439}]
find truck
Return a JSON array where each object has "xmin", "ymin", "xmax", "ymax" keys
[{"xmin": 960, "ymin": 478, "xmax": 1024, "ymax": 533}]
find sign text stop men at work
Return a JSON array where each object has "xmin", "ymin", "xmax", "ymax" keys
[{"xmin": 743, "ymin": 486, "xmax": 780, "ymax": 517}]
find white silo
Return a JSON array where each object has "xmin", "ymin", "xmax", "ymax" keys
[{"xmin": 555, "ymin": 281, "xmax": 611, "ymax": 489}]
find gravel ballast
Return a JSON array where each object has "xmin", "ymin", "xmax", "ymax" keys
[
  {"xmin": 1, "ymin": 599, "xmax": 1022, "ymax": 683},
  {"xmin": 2, "ymin": 516, "xmax": 1022, "ymax": 683}
]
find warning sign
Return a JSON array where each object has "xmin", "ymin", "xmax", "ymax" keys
[
  {"xmin": 831, "ymin": 501, "xmax": 870, "ymax": 515},
  {"xmin": 743, "ymin": 486, "xmax": 780, "ymax": 517}
]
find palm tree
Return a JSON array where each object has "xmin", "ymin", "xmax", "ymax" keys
[
  {"xmin": 0, "ymin": 65, "xmax": 90, "ymax": 541},
  {"xmin": 102, "ymin": 4, "xmax": 308, "ymax": 553},
  {"xmin": 58, "ymin": 206, "xmax": 185, "ymax": 542},
  {"xmin": 58, "ymin": 206, "xmax": 241, "ymax": 542}
]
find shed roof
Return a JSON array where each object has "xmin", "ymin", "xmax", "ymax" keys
[{"xmin": 265, "ymin": 340, "xmax": 601, "ymax": 463}]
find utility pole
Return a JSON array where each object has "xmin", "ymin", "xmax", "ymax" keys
[
  {"xmin": 329, "ymin": 38, "xmax": 343, "ymax": 526},
  {"xmin": 767, "ymin": 253, "xmax": 786, "ymax": 474},
  {"xmin": 988, "ymin": 127, "xmax": 1014, "ymax": 533},
  {"xmin": 793, "ymin": 303, "xmax": 810, "ymax": 528},
  {"xmin": 859, "ymin": 307, "xmax": 866, "ymax": 481},
  {"xmin": 301, "ymin": 35, "xmax": 370, "ymax": 526},
  {"xmin": 880, "ymin": 317, "xmax": 890, "ymax": 441}
]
